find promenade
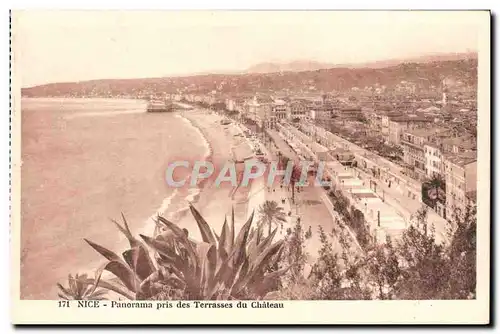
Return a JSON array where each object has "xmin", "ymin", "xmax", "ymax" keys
[{"xmin": 266, "ymin": 127, "xmax": 363, "ymax": 258}]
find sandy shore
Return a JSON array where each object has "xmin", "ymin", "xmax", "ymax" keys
[{"xmin": 171, "ymin": 109, "xmax": 256, "ymax": 240}]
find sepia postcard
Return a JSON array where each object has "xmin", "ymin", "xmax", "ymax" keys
[{"xmin": 10, "ymin": 10, "xmax": 491, "ymax": 325}]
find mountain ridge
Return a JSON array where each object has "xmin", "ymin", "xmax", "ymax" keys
[{"xmin": 245, "ymin": 52, "xmax": 478, "ymax": 74}]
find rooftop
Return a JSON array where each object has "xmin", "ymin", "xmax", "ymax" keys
[
  {"xmin": 445, "ymin": 151, "xmax": 477, "ymax": 166},
  {"xmin": 390, "ymin": 116, "xmax": 433, "ymax": 123},
  {"xmin": 442, "ymin": 135, "xmax": 476, "ymax": 148},
  {"xmin": 405, "ymin": 127, "xmax": 449, "ymax": 139}
]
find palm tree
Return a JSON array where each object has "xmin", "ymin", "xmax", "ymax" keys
[
  {"xmin": 426, "ymin": 174, "xmax": 445, "ymax": 202},
  {"xmin": 257, "ymin": 200, "xmax": 288, "ymax": 235},
  {"xmin": 290, "ymin": 164, "xmax": 303, "ymax": 204}
]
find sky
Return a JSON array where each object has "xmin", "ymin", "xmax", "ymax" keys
[{"xmin": 12, "ymin": 11, "xmax": 484, "ymax": 87}]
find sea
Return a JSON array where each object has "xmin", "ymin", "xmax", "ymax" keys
[{"xmin": 19, "ymin": 98, "xmax": 210, "ymax": 299}]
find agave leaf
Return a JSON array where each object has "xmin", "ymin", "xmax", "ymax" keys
[
  {"xmin": 257, "ymin": 227, "xmax": 278, "ymax": 254},
  {"xmin": 213, "ymin": 248, "xmax": 241, "ymax": 288},
  {"xmin": 219, "ymin": 285, "xmax": 232, "ymax": 300},
  {"xmin": 232, "ymin": 252, "xmax": 252, "ymax": 289},
  {"xmin": 58, "ymin": 293, "xmax": 70, "ymax": 300},
  {"xmin": 216, "ymin": 246, "xmax": 228, "ymax": 272},
  {"xmin": 103, "ymin": 260, "xmax": 140, "ymax": 293},
  {"xmin": 57, "ymin": 282, "xmax": 71, "ymax": 296},
  {"xmin": 84, "ymin": 238, "xmax": 140, "ymax": 292},
  {"xmin": 203, "ymin": 244, "xmax": 218, "ymax": 298},
  {"xmin": 246, "ymin": 240, "xmax": 285, "ymax": 286},
  {"xmin": 155, "ymin": 217, "xmax": 199, "ymax": 269},
  {"xmin": 138, "ymin": 270, "xmax": 163, "ymax": 299},
  {"xmin": 232, "ymin": 211, "xmax": 254, "ymax": 267},
  {"xmin": 68, "ymin": 274, "xmax": 77, "ymax": 294},
  {"xmin": 206, "ymin": 282, "xmax": 225, "ymax": 300},
  {"xmin": 220, "ymin": 217, "xmax": 230, "ymax": 250},
  {"xmin": 213, "ymin": 229, "xmax": 221, "ymax": 244},
  {"xmin": 262, "ymin": 290, "xmax": 282, "ymax": 300},
  {"xmin": 94, "ymin": 278, "xmax": 136, "ymax": 300},
  {"xmin": 189, "ymin": 204, "xmax": 217, "ymax": 245},
  {"xmin": 140, "ymin": 234, "xmax": 186, "ymax": 272},
  {"xmin": 252, "ymin": 240, "xmax": 285, "ymax": 271},
  {"xmin": 229, "ymin": 207, "xmax": 235, "ymax": 249},
  {"xmin": 110, "ymin": 214, "xmax": 139, "ymax": 248},
  {"xmin": 122, "ymin": 245, "xmax": 156, "ymax": 281},
  {"xmin": 196, "ymin": 242, "xmax": 211, "ymax": 283},
  {"xmin": 256, "ymin": 227, "xmax": 264, "ymax": 245},
  {"xmin": 82, "ymin": 284, "xmax": 95, "ymax": 298},
  {"xmin": 246, "ymin": 231, "xmax": 260, "ymax": 263},
  {"xmin": 248, "ymin": 227, "xmax": 256, "ymax": 241},
  {"xmin": 75, "ymin": 277, "xmax": 86, "ymax": 298},
  {"xmin": 231, "ymin": 257, "xmax": 252, "ymax": 294},
  {"xmin": 84, "ymin": 238, "xmax": 125, "ymax": 263}
]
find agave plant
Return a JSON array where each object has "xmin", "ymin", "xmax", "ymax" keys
[
  {"xmin": 140, "ymin": 204, "xmax": 290, "ymax": 300},
  {"xmin": 57, "ymin": 273, "xmax": 107, "ymax": 300},
  {"xmin": 82, "ymin": 214, "xmax": 184, "ymax": 300},
  {"xmin": 67, "ymin": 204, "xmax": 290, "ymax": 301}
]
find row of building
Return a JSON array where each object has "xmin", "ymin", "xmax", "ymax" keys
[
  {"xmin": 173, "ymin": 90, "xmax": 478, "ymax": 222},
  {"xmin": 283, "ymin": 118, "xmax": 476, "ymax": 222}
]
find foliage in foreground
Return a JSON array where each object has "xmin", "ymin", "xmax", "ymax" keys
[
  {"xmin": 303, "ymin": 204, "xmax": 477, "ymax": 300},
  {"xmin": 58, "ymin": 202, "xmax": 476, "ymax": 301},
  {"xmin": 58, "ymin": 205, "xmax": 289, "ymax": 300}
]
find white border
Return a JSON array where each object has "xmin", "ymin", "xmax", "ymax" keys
[{"xmin": 3, "ymin": 2, "xmax": 497, "ymax": 331}]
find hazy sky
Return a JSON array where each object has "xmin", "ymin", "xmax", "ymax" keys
[{"xmin": 12, "ymin": 11, "xmax": 483, "ymax": 87}]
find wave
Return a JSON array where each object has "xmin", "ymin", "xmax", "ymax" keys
[
  {"xmin": 174, "ymin": 113, "xmax": 212, "ymax": 160},
  {"xmin": 134, "ymin": 112, "xmax": 213, "ymax": 238}
]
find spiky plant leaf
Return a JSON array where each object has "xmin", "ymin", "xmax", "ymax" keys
[
  {"xmin": 189, "ymin": 203, "xmax": 217, "ymax": 245},
  {"xmin": 122, "ymin": 245, "xmax": 156, "ymax": 281},
  {"xmin": 229, "ymin": 207, "xmax": 235, "ymax": 249},
  {"xmin": 85, "ymin": 239, "xmax": 140, "ymax": 293},
  {"xmin": 155, "ymin": 217, "xmax": 199, "ymax": 269},
  {"xmin": 232, "ymin": 211, "xmax": 255, "ymax": 267}
]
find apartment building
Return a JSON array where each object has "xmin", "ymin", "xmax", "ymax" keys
[
  {"xmin": 272, "ymin": 99, "xmax": 289, "ymax": 122},
  {"xmin": 289, "ymin": 100, "xmax": 309, "ymax": 121},
  {"xmin": 388, "ymin": 115, "xmax": 433, "ymax": 145},
  {"xmin": 443, "ymin": 151, "xmax": 477, "ymax": 219},
  {"xmin": 424, "ymin": 143, "xmax": 444, "ymax": 178},
  {"xmin": 380, "ymin": 112, "xmax": 403, "ymax": 143},
  {"xmin": 401, "ymin": 129, "xmax": 428, "ymax": 182}
]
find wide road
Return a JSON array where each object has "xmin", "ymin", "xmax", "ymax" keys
[{"xmin": 266, "ymin": 128, "xmax": 364, "ymax": 265}]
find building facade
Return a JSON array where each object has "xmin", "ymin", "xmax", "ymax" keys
[
  {"xmin": 272, "ymin": 100, "xmax": 289, "ymax": 122},
  {"xmin": 401, "ymin": 129, "xmax": 428, "ymax": 182},
  {"xmin": 424, "ymin": 143, "xmax": 444, "ymax": 178},
  {"xmin": 443, "ymin": 152, "xmax": 477, "ymax": 219},
  {"xmin": 289, "ymin": 100, "xmax": 308, "ymax": 121}
]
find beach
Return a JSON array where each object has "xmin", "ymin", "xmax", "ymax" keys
[{"xmin": 162, "ymin": 109, "xmax": 256, "ymax": 240}]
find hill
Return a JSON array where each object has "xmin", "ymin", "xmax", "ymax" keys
[{"xmin": 21, "ymin": 57, "xmax": 477, "ymax": 98}]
